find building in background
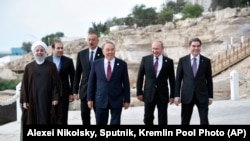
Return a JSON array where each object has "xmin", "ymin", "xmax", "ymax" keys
[
  {"xmin": 11, "ymin": 48, "xmax": 27, "ymax": 56},
  {"xmin": 0, "ymin": 47, "xmax": 26, "ymax": 67}
]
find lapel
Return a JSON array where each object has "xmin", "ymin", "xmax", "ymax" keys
[
  {"xmin": 59, "ymin": 56, "xmax": 64, "ymax": 73},
  {"xmin": 109, "ymin": 58, "xmax": 119, "ymax": 80},
  {"xmin": 48, "ymin": 55, "xmax": 62, "ymax": 73},
  {"xmin": 48, "ymin": 55, "xmax": 53, "ymax": 62},
  {"xmin": 95, "ymin": 47, "xmax": 103, "ymax": 60},
  {"xmin": 185, "ymin": 55, "xmax": 194, "ymax": 77},
  {"xmin": 84, "ymin": 49, "xmax": 91, "ymax": 69},
  {"xmin": 196, "ymin": 55, "xmax": 204, "ymax": 76},
  {"xmin": 150, "ymin": 55, "xmax": 156, "ymax": 78},
  {"xmin": 159, "ymin": 56, "xmax": 168, "ymax": 76},
  {"xmin": 99, "ymin": 58, "xmax": 107, "ymax": 81}
]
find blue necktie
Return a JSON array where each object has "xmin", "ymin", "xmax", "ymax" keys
[{"xmin": 89, "ymin": 51, "xmax": 94, "ymax": 67}]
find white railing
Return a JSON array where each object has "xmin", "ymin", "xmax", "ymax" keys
[
  {"xmin": 0, "ymin": 71, "xmax": 249, "ymax": 122},
  {"xmin": 16, "ymin": 82, "xmax": 21, "ymax": 123}
]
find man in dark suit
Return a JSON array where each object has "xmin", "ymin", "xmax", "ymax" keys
[
  {"xmin": 46, "ymin": 40, "xmax": 75, "ymax": 125},
  {"xmin": 136, "ymin": 40, "xmax": 175, "ymax": 125},
  {"xmin": 174, "ymin": 37, "xmax": 213, "ymax": 125},
  {"xmin": 87, "ymin": 41, "xmax": 130, "ymax": 125},
  {"xmin": 73, "ymin": 32, "xmax": 104, "ymax": 125}
]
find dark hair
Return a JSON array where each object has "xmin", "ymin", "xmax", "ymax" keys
[
  {"xmin": 51, "ymin": 40, "xmax": 62, "ymax": 49},
  {"xmin": 88, "ymin": 31, "xmax": 98, "ymax": 36},
  {"xmin": 189, "ymin": 38, "xmax": 202, "ymax": 46}
]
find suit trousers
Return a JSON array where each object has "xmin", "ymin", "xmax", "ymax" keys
[
  {"xmin": 181, "ymin": 92, "xmax": 209, "ymax": 125},
  {"xmin": 95, "ymin": 103, "xmax": 122, "ymax": 125},
  {"xmin": 80, "ymin": 97, "xmax": 91, "ymax": 125},
  {"xmin": 58, "ymin": 96, "xmax": 69, "ymax": 125},
  {"xmin": 143, "ymin": 91, "xmax": 168, "ymax": 125}
]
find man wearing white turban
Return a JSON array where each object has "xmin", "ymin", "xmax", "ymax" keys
[
  {"xmin": 31, "ymin": 40, "xmax": 48, "ymax": 64},
  {"xmin": 20, "ymin": 40, "xmax": 63, "ymax": 125},
  {"xmin": 31, "ymin": 40, "xmax": 48, "ymax": 53}
]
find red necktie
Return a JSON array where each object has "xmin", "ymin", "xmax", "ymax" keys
[
  {"xmin": 107, "ymin": 61, "xmax": 112, "ymax": 81},
  {"xmin": 154, "ymin": 57, "xmax": 158, "ymax": 76}
]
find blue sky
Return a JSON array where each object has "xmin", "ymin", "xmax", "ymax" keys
[{"xmin": 0, "ymin": 0, "xmax": 164, "ymax": 52}]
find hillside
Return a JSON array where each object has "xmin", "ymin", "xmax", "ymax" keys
[{"xmin": 1, "ymin": 7, "xmax": 250, "ymax": 100}]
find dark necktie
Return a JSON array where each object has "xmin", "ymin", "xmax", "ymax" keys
[
  {"xmin": 192, "ymin": 58, "xmax": 197, "ymax": 76},
  {"xmin": 89, "ymin": 51, "xmax": 94, "ymax": 67},
  {"xmin": 154, "ymin": 57, "xmax": 158, "ymax": 76},
  {"xmin": 107, "ymin": 61, "xmax": 112, "ymax": 81}
]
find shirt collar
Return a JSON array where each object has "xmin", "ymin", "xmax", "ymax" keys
[
  {"xmin": 190, "ymin": 54, "xmax": 200, "ymax": 60},
  {"xmin": 105, "ymin": 58, "xmax": 115, "ymax": 64},
  {"xmin": 154, "ymin": 54, "xmax": 163, "ymax": 61},
  {"xmin": 89, "ymin": 47, "xmax": 97, "ymax": 53}
]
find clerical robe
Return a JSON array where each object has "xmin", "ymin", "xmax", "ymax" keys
[{"xmin": 20, "ymin": 60, "xmax": 62, "ymax": 124}]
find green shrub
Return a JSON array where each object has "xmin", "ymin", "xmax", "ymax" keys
[{"xmin": 0, "ymin": 78, "xmax": 20, "ymax": 91}]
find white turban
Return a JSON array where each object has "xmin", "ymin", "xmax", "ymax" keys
[{"xmin": 31, "ymin": 40, "xmax": 48, "ymax": 53}]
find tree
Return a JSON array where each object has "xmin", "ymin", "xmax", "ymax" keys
[
  {"xmin": 239, "ymin": 0, "xmax": 250, "ymax": 7},
  {"xmin": 131, "ymin": 4, "xmax": 158, "ymax": 27},
  {"xmin": 124, "ymin": 16, "xmax": 135, "ymax": 26},
  {"xmin": 41, "ymin": 32, "xmax": 64, "ymax": 46},
  {"xmin": 176, "ymin": 0, "xmax": 186, "ymax": 13},
  {"xmin": 41, "ymin": 34, "xmax": 57, "ymax": 46},
  {"xmin": 88, "ymin": 22, "xmax": 108, "ymax": 37},
  {"xmin": 104, "ymin": 15, "xmax": 135, "ymax": 30},
  {"xmin": 157, "ymin": 8, "xmax": 174, "ymax": 24},
  {"xmin": 166, "ymin": 1, "xmax": 177, "ymax": 12},
  {"xmin": 105, "ymin": 17, "xmax": 127, "ymax": 27},
  {"xmin": 55, "ymin": 32, "xmax": 64, "ymax": 38},
  {"xmin": 181, "ymin": 4, "xmax": 204, "ymax": 19},
  {"xmin": 162, "ymin": 0, "xmax": 186, "ymax": 14},
  {"xmin": 210, "ymin": 0, "xmax": 241, "ymax": 10},
  {"xmin": 21, "ymin": 42, "xmax": 32, "ymax": 52}
]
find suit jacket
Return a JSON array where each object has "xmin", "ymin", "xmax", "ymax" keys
[
  {"xmin": 46, "ymin": 55, "xmax": 75, "ymax": 97},
  {"xmin": 175, "ymin": 54, "xmax": 213, "ymax": 104},
  {"xmin": 136, "ymin": 55, "xmax": 175, "ymax": 103},
  {"xmin": 87, "ymin": 58, "xmax": 130, "ymax": 108},
  {"xmin": 73, "ymin": 47, "xmax": 104, "ymax": 99}
]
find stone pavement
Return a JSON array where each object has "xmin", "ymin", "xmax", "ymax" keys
[{"xmin": 0, "ymin": 98, "xmax": 250, "ymax": 141}]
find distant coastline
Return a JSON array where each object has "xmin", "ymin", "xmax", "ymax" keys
[{"xmin": 0, "ymin": 52, "xmax": 11, "ymax": 58}]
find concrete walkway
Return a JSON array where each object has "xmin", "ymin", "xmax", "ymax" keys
[{"xmin": 0, "ymin": 98, "xmax": 250, "ymax": 140}]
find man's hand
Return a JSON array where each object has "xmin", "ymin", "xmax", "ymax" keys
[
  {"xmin": 69, "ymin": 94, "xmax": 74, "ymax": 102},
  {"xmin": 208, "ymin": 99, "xmax": 213, "ymax": 105},
  {"xmin": 137, "ymin": 95, "xmax": 143, "ymax": 101},
  {"xmin": 73, "ymin": 93, "xmax": 79, "ymax": 100},
  {"xmin": 52, "ymin": 100, "xmax": 58, "ymax": 106},
  {"xmin": 23, "ymin": 102, "xmax": 29, "ymax": 109},
  {"xmin": 87, "ymin": 101, "xmax": 93, "ymax": 109},
  {"xmin": 123, "ymin": 102, "xmax": 130, "ymax": 110},
  {"xmin": 174, "ymin": 97, "xmax": 180, "ymax": 106},
  {"xmin": 169, "ymin": 98, "xmax": 174, "ymax": 104}
]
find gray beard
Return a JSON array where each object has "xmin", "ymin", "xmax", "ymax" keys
[{"xmin": 35, "ymin": 55, "xmax": 46, "ymax": 64}]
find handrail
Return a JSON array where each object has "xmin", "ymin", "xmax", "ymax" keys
[{"xmin": 212, "ymin": 38, "xmax": 250, "ymax": 77}]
